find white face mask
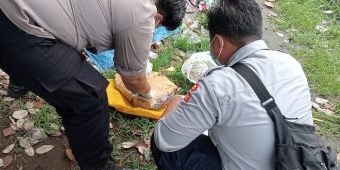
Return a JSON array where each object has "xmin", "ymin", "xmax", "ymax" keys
[{"xmin": 210, "ymin": 35, "xmax": 224, "ymax": 66}]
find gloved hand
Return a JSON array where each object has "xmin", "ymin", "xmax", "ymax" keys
[{"xmin": 136, "ymin": 90, "xmax": 156, "ymax": 99}]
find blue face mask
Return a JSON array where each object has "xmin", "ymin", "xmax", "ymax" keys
[{"xmin": 210, "ymin": 35, "xmax": 224, "ymax": 66}]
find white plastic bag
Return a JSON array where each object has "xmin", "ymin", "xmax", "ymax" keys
[{"xmin": 181, "ymin": 51, "xmax": 217, "ymax": 83}]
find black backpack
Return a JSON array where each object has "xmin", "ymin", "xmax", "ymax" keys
[{"xmin": 231, "ymin": 63, "xmax": 338, "ymax": 170}]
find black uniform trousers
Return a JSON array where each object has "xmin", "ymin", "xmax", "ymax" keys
[
  {"xmin": 0, "ymin": 10, "xmax": 112, "ymax": 170},
  {"xmin": 151, "ymin": 134, "xmax": 222, "ymax": 170}
]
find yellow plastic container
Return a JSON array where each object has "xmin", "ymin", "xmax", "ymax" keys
[{"xmin": 106, "ymin": 79, "xmax": 164, "ymax": 119}]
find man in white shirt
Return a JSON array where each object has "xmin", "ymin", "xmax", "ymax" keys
[{"xmin": 151, "ymin": 0, "xmax": 313, "ymax": 169}]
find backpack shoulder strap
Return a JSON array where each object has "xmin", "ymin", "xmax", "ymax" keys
[{"xmin": 231, "ymin": 63, "xmax": 277, "ymax": 111}]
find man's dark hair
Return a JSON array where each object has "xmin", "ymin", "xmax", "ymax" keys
[
  {"xmin": 207, "ymin": 0, "xmax": 262, "ymax": 45},
  {"xmin": 157, "ymin": 0, "xmax": 186, "ymax": 30}
]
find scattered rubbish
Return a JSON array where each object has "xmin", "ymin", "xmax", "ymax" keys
[
  {"xmin": 84, "ymin": 49, "xmax": 115, "ymax": 72},
  {"xmin": 264, "ymin": 1, "xmax": 274, "ymax": 8},
  {"xmin": 148, "ymin": 51, "xmax": 158, "ymax": 60},
  {"xmin": 152, "ymin": 25, "xmax": 183, "ymax": 43},
  {"xmin": 315, "ymin": 20, "xmax": 329, "ymax": 33},
  {"xmin": 146, "ymin": 61, "xmax": 153, "ymax": 75},
  {"xmin": 283, "ymin": 38, "xmax": 290, "ymax": 43},
  {"xmin": 165, "ymin": 66, "xmax": 176, "ymax": 72},
  {"xmin": 315, "ymin": 97, "xmax": 329, "ymax": 105},
  {"xmin": 267, "ymin": 11, "xmax": 278, "ymax": 17},
  {"xmin": 275, "ymin": 32, "xmax": 285, "ymax": 37},
  {"xmin": 312, "ymin": 101, "xmax": 334, "ymax": 116},
  {"xmin": 323, "ymin": 10, "xmax": 333, "ymax": 14},
  {"xmin": 181, "ymin": 51, "xmax": 217, "ymax": 83}
]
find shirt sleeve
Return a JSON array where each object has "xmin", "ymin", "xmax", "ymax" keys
[
  {"xmin": 154, "ymin": 78, "xmax": 219, "ymax": 152},
  {"xmin": 114, "ymin": 25, "xmax": 153, "ymax": 76}
]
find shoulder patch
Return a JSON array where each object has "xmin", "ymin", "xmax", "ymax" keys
[{"xmin": 183, "ymin": 82, "xmax": 200, "ymax": 103}]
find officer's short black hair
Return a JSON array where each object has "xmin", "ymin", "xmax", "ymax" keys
[
  {"xmin": 158, "ymin": 0, "xmax": 186, "ymax": 31},
  {"xmin": 207, "ymin": 0, "xmax": 262, "ymax": 45}
]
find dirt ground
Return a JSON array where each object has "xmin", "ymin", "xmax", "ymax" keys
[{"xmin": 0, "ymin": 0, "xmax": 339, "ymax": 170}]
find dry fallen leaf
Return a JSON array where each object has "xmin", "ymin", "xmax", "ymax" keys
[
  {"xmin": 25, "ymin": 102, "xmax": 34, "ymax": 109},
  {"xmin": 9, "ymin": 116, "xmax": 16, "ymax": 124},
  {"xmin": 33, "ymin": 100, "xmax": 44, "ymax": 108},
  {"xmin": 24, "ymin": 147, "xmax": 35, "ymax": 157},
  {"xmin": 315, "ymin": 97, "xmax": 329, "ymax": 105},
  {"xmin": 136, "ymin": 143, "xmax": 149, "ymax": 155},
  {"xmin": 312, "ymin": 102, "xmax": 320, "ymax": 109},
  {"xmin": 121, "ymin": 141, "xmax": 138, "ymax": 149},
  {"xmin": 2, "ymin": 143, "xmax": 15, "ymax": 154},
  {"xmin": 65, "ymin": 148, "xmax": 75, "ymax": 161},
  {"xmin": 12, "ymin": 110, "xmax": 28, "ymax": 119},
  {"xmin": 19, "ymin": 137, "xmax": 32, "ymax": 149},
  {"xmin": 2, "ymin": 155, "xmax": 13, "ymax": 168},
  {"xmin": 267, "ymin": 11, "xmax": 278, "ymax": 17},
  {"xmin": 275, "ymin": 32, "xmax": 285, "ymax": 37},
  {"xmin": 0, "ymin": 89, "xmax": 7, "ymax": 95},
  {"xmin": 28, "ymin": 108, "xmax": 37, "ymax": 115},
  {"xmin": 3, "ymin": 127, "xmax": 14, "ymax": 137},
  {"xmin": 16, "ymin": 119, "xmax": 25, "ymax": 129},
  {"xmin": 10, "ymin": 123, "xmax": 19, "ymax": 131},
  {"xmin": 264, "ymin": 1, "xmax": 274, "ymax": 8},
  {"xmin": 131, "ymin": 129, "xmax": 143, "ymax": 136},
  {"xmin": 24, "ymin": 127, "xmax": 48, "ymax": 145},
  {"xmin": 3, "ymin": 97, "xmax": 15, "ymax": 102},
  {"xmin": 35, "ymin": 145, "xmax": 54, "ymax": 154},
  {"xmin": 23, "ymin": 120, "xmax": 34, "ymax": 131},
  {"xmin": 323, "ymin": 103, "xmax": 335, "ymax": 111},
  {"xmin": 174, "ymin": 49, "xmax": 186, "ymax": 57},
  {"xmin": 165, "ymin": 66, "xmax": 176, "ymax": 72}
]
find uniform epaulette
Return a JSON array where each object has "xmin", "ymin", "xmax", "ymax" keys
[{"xmin": 203, "ymin": 66, "xmax": 224, "ymax": 77}]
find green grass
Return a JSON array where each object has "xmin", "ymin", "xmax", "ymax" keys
[
  {"xmin": 109, "ymin": 110, "xmax": 157, "ymax": 170},
  {"xmin": 275, "ymin": 0, "xmax": 340, "ymax": 96},
  {"xmin": 274, "ymin": 0, "xmax": 340, "ymax": 137},
  {"xmin": 32, "ymin": 105, "xmax": 61, "ymax": 135}
]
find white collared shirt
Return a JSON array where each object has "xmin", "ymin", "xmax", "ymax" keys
[{"xmin": 154, "ymin": 40, "xmax": 313, "ymax": 170}]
